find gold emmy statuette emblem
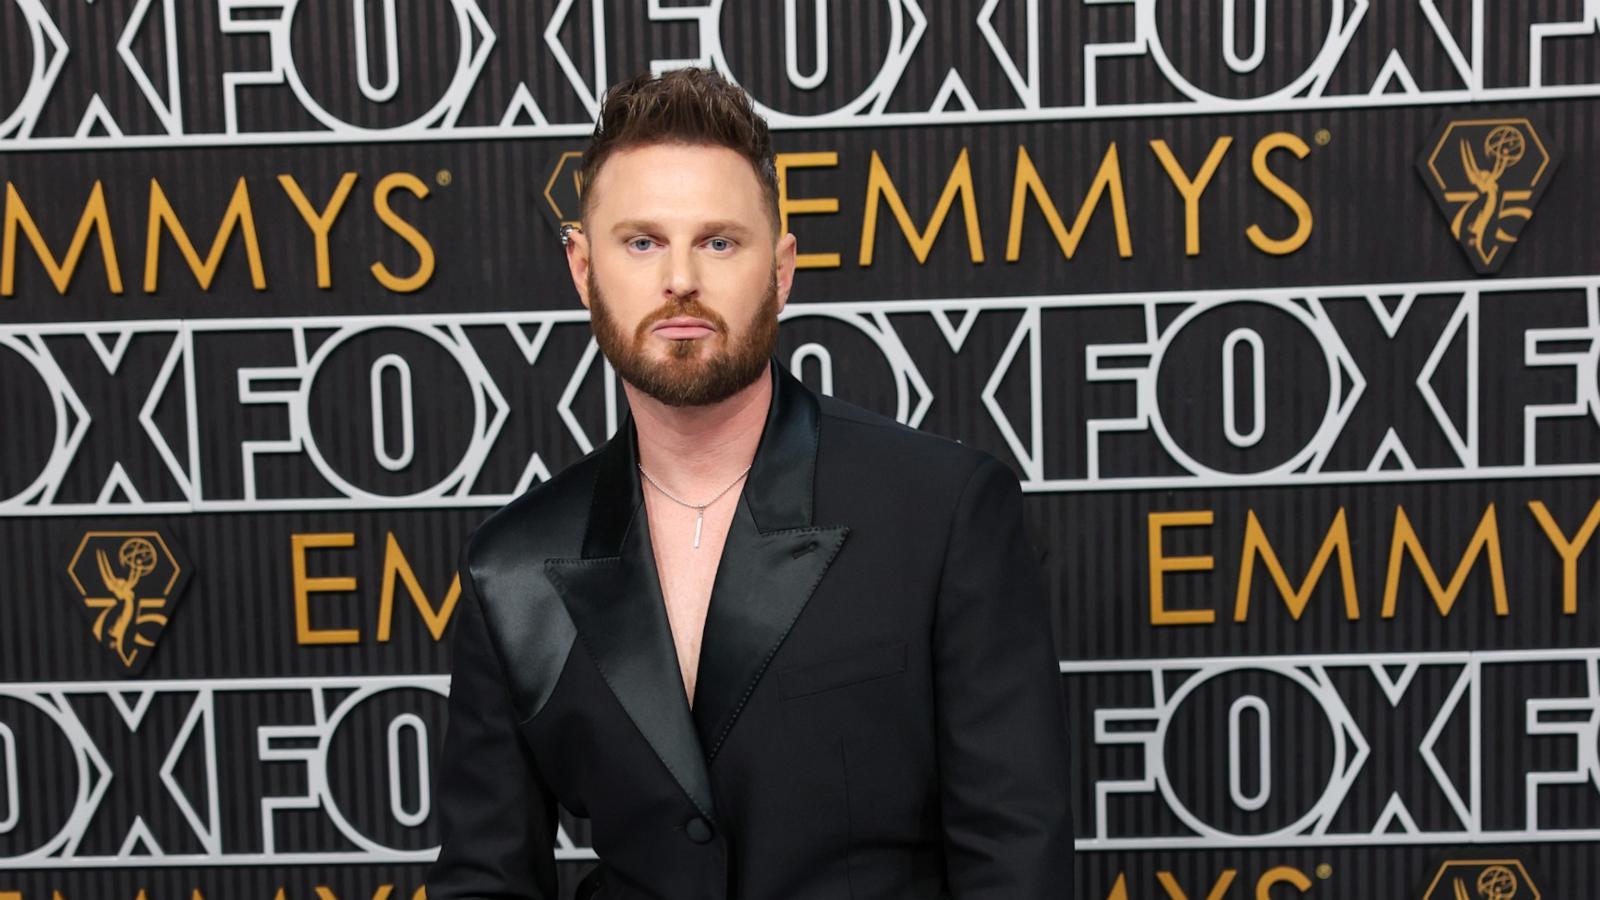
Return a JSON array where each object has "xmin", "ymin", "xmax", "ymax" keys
[
  {"xmin": 1418, "ymin": 116, "xmax": 1560, "ymax": 275},
  {"xmin": 1453, "ymin": 865, "xmax": 1518, "ymax": 900},
  {"xmin": 1458, "ymin": 127, "xmax": 1525, "ymax": 263},
  {"xmin": 65, "ymin": 531, "xmax": 191, "ymax": 675},
  {"xmin": 1422, "ymin": 858, "xmax": 1540, "ymax": 900}
]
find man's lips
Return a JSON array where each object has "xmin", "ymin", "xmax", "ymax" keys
[{"xmin": 651, "ymin": 317, "xmax": 717, "ymax": 340}]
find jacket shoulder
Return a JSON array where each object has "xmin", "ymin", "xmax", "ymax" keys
[
  {"xmin": 453, "ymin": 445, "xmax": 601, "ymax": 725},
  {"xmin": 815, "ymin": 393, "xmax": 997, "ymax": 480},
  {"xmin": 463, "ymin": 446, "xmax": 602, "ymax": 576}
]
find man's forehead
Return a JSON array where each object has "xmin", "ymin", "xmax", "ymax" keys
[{"xmin": 585, "ymin": 143, "xmax": 768, "ymax": 221}]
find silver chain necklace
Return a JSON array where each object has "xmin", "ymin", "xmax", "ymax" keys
[{"xmin": 637, "ymin": 463, "xmax": 752, "ymax": 549}]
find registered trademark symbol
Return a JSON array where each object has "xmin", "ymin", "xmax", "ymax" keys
[
  {"xmin": 1314, "ymin": 129, "xmax": 1332, "ymax": 146},
  {"xmin": 1316, "ymin": 863, "xmax": 1333, "ymax": 879},
  {"xmin": 436, "ymin": 169, "xmax": 453, "ymax": 186}
]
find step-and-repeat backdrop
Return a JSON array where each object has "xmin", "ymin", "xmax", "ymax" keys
[{"xmin": 2, "ymin": 2, "xmax": 1598, "ymax": 898}]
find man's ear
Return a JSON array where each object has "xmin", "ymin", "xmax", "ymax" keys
[
  {"xmin": 564, "ymin": 227, "xmax": 591, "ymax": 309},
  {"xmin": 774, "ymin": 231, "xmax": 798, "ymax": 313}
]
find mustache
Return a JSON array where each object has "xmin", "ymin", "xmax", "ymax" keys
[{"xmin": 633, "ymin": 297, "xmax": 729, "ymax": 340}]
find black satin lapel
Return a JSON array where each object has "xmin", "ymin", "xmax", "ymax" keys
[
  {"xmin": 581, "ymin": 415, "xmax": 643, "ymax": 558},
  {"xmin": 545, "ymin": 512, "xmax": 716, "ymax": 820},
  {"xmin": 744, "ymin": 361, "xmax": 820, "ymax": 532},
  {"xmin": 692, "ymin": 498, "xmax": 849, "ymax": 759}
]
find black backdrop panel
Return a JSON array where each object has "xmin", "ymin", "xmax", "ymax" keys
[{"xmin": 3, "ymin": 1, "xmax": 1599, "ymax": 897}]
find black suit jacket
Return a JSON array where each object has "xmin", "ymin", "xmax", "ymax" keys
[{"xmin": 426, "ymin": 361, "xmax": 1073, "ymax": 899}]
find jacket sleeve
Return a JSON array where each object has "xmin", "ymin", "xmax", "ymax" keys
[
  {"xmin": 427, "ymin": 549, "xmax": 560, "ymax": 899},
  {"xmin": 935, "ymin": 457, "xmax": 1074, "ymax": 899}
]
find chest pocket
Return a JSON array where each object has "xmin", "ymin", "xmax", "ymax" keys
[{"xmin": 778, "ymin": 640, "xmax": 907, "ymax": 700}]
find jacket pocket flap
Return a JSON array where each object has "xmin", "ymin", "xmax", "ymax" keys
[{"xmin": 778, "ymin": 641, "xmax": 907, "ymax": 699}]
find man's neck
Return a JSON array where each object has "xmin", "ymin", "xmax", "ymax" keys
[{"xmin": 626, "ymin": 367, "xmax": 773, "ymax": 494}]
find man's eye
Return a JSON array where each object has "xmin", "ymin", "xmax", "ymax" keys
[
  {"xmin": 628, "ymin": 237, "xmax": 657, "ymax": 251},
  {"xmin": 706, "ymin": 237, "xmax": 733, "ymax": 252}
]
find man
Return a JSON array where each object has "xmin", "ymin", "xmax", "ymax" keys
[{"xmin": 426, "ymin": 68, "xmax": 1073, "ymax": 900}]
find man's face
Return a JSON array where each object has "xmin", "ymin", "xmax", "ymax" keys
[{"xmin": 565, "ymin": 142, "xmax": 798, "ymax": 407}]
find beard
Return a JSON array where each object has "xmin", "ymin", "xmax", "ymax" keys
[{"xmin": 588, "ymin": 269, "xmax": 780, "ymax": 408}]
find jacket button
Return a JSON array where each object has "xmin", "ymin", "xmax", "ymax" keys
[{"xmin": 684, "ymin": 817, "xmax": 714, "ymax": 844}]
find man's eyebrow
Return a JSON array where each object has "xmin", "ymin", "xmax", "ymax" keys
[
  {"xmin": 609, "ymin": 219, "xmax": 756, "ymax": 238},
  {"xmin": 697, "ymin": 221, "xmax": 756, "ymax": 238},
  {"xmin": 611, "ymin": 220, "xmax": 661, "ymax": 235}
]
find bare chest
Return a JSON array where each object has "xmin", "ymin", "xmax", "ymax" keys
[{"xmin": 643, "ymin": 493, "xmax": 739, "ymax": 704}]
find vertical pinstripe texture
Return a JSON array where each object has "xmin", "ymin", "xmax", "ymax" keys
[{"xmin": 1, "ymin": 1, "xmax": 1597, "ymax": 897}]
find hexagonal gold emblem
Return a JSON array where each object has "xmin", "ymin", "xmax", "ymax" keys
[
  {"xmin": 1417, "ymin": 116, "xmax": 1560, "ymax": 274},
  {"xmin": 64, "ymin": 531, "xmax": 190, "ymax": 675},
  {"xmin": 1420, "ymin": 858, "xmax": 1540, "ymax": 900},
  {"xmin": 541, "ymin": 149, "xmax": 586, "ymax": 235}
]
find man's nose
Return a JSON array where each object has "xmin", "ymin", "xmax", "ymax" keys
[{"xmin": 663, "ymin": 245, "xmax": 699, "ymax": 301}]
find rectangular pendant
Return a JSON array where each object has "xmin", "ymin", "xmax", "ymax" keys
[{"xmin": 693, "ymin": 511, "xmax": 704, "ymax": 549}]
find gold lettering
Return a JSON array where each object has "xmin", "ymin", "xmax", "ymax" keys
[
  {"xmin": 1150, "ymin": 137, "xmax": 1233, "ymax": 256},
  {"xmin": 3, "ymin": 180, "xmax": 123, "ymax": 296},
  {"xmin": 145, "ymin": 177, "xmax": 266, "ymax": 292},
  {"xmin": 377, "ymin": 532, "xmax": 461, "ymax": 642},
  {"xmin": 291, "ymin": 532, "xmax": 361, "ymax": 644},
  {"xmin": 279, "ymin": 173, "xmax": 359, "ymax": 289},
  {"xmin": 1245, "ymin": 132, "xmax": 1313, "ymax": 255},
  {"xmin": 1157, "ymin": 870, "xmax": 1238, "ymax": 900},
  {"xmin": 859, "ymin": 149, "xmax": 984, "ymax": 266},
  {"xmin": 1103, "ymin": 875, "xmax": 1129, "ymax": 900},
  {"xmin": 776, "ymin": 151, "xmax": 841, "ymax": 269},
  {"xmin": 1528, "ymin": 499, "xmax": 1600, "ymax": 615},
  {"xmin": 371, "ymin": 173, "xmax": 435, "ymax": 292},
  {"xmin": 1234, "ymin": 508, "xmax": 1360, "ymax": 621},
  {"xmin": 1149, "ymin": 510, "xmax": 1216, "ymax": 625},
  {"xmin": 1006, "ymin": 144, "xmax": 1132, "ymax": 262},
  {"xmin": 1255, "ymin": 866, "xmax": 1312, "ymax": 899},
  {"xmin": 314, "ymin": 887, "xmax": 395, "ymax": 900},
  {"xmin": 1382, "ymin": 505, "xmax": 1508, "ymax": 618}
]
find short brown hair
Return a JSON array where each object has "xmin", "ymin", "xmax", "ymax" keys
[{"xmin": 580, "ymin": 68, "xmax": 779, "ymax": 229}]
